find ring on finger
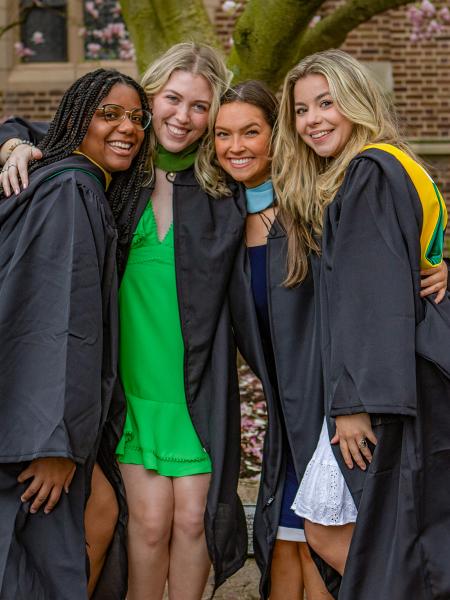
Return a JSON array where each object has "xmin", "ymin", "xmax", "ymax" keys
[
  {"xmin": 7, "ymin": 163, "xmax": 18, "ymax": 170},
  {"xmin": 358, "ymin": 437, "xmax": 368, "ymax": 449}
]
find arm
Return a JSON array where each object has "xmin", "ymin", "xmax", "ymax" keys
[{"xmin": 0, "ymin": 118, "xmax": 48, "ymax": 195}]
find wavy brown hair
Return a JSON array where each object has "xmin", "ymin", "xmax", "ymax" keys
[{"xmin": 204, "ymin": 79, "xmax": 279, "ymax": 191}]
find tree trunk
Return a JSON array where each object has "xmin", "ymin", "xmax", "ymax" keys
[
  {"xmin": 228, "ymin": 0, "xmax": 415, "ymax": 90},
  {"xmin": 121, "ymin": 0, "xmax": 422, "ymax": 89},
  {"xmin": 119, "ymin": 0, "xmax": 222, "ymax": 74}
]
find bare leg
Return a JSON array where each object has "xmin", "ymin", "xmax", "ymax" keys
[
  {"xmin": 298, "ymin": 542, "xmax": 333, "ymax": 600},
  {"xmin": 85, "ymin": 463, "xmax": 119, "ymax": 597},
  {"xmin": 269, "ymin": 539, "xmax": 304, "ymax": 600},
  {"xmin": 304, "ymin": 520, "xmax": 355, "ymax": 576},
  {"xmin": 120, "ymin": 464, "xmax": 174, "ymax": 600},
  {"xmin": 168, "ymin": 474, "xmax": 211, "ymax": 600}
]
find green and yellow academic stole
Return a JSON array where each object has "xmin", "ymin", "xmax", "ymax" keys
[{"xmin": 364, "ymin": 143, "xmax": 447, "ymax": 269}]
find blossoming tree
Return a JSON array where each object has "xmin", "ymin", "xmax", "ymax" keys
[
  {"xmin": 120, "ymin": 0, "xmax": 450, "ymax": 89},
  {"xmin": 4, "ymin": 1, "xmax": 449, "ymax": 88}
]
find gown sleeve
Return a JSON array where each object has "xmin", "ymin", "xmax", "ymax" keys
[
  {"xmin": 325, "ymin": 156, "xmax": 424, "ymax": 418},
  {"xmin": 0, "ymin": 173, "xmax": 110, "ymax": 463},
  {"xmin": 0, "ymin": 117, "xmax": 49, "ymax": 147}
]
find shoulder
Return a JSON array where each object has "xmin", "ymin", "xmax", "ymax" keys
[
  {"xmin": 350, "ymin": 144, "xmax": 428, "ymax": 188},
  {"xmin": 30, "ymin": 156, "xmax": 108, "ymax": 208},
  {"xmin": 340, "ymin": 144, "xmax": 423, "ymax": 202}
]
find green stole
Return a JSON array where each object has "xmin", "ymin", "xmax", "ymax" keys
[{"xmin": 154, "ymin": 142, "xmax": 199, "ymax": 172}]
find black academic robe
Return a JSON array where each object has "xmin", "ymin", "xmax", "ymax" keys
[
  {"xmin": 0, "ymin": 155, "xmax": 124, "ymax": 600},
  {"xmin": 228, "ymin": 220, "xmax": 324, "ymax": 599},
  {"xmin": 0, "ymin": 119, "xmax": 249, "ymax": 593},
  {"xmin": 321, "ymin": 148, "xmax": 450, "ymax": 599}
]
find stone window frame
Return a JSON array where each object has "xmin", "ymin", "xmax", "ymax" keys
[{"xmin": 0, "ymin": 0, "xmax": 137, "ymax": 92}]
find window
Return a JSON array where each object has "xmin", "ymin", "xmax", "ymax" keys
[{"xmin": 19, "ymin": 0, "xmax": 68, "ymax": 62}]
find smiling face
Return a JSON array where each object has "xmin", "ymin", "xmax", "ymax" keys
[
  {"xmin": 78, "ymin": 83, "xmax": 145, "ymax": 172},
  {"xmin": 214, "ymin": 102, "xmax": 272, "ymax": 188},
  {"xmin": 150, "ymin": 70, "xmax": 212, "ymax": 153},
  {"xmin": 294, "ymin": 74, "xmax": 353, "ymax": 158}
]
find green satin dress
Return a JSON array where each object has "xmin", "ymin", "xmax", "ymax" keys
[{"xmin": 116, "ymin": 202, "xmax": 211, "ymax": 476}]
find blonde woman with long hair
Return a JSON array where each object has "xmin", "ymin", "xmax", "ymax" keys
[
  {"xmin": 0, "ymin": 43, "xmax": 248, "ymax": 600},
  {"xmin": 273, "ymin": 49, "xmax": 450, "ymax": 599}
]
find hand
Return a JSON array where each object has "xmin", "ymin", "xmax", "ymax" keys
[
  {"xmin": 0, "ymin": 142, "xmax": 42, "ymax": 197},
  {"xmin": 17, "ymin": 457, "xmax": 76, "ymax": 514},
  {"xmin": 331, "ymin": 413, "xmax": 377, "ymax": 471},
  {"xmin": 420, "ymin": 261, "xmax": 448, "ymax": 304}
]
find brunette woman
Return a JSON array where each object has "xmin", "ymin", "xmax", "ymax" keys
[{"xmin": 213, "ymin": 80, "xmax": 332, "ymax": 600}]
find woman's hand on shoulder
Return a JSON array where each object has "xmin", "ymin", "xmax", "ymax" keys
[
  {"xmin": 17, "ymin": 457, "xmax": 76, "ymax": 514},
  {"xmin": 420, "ymin": 261, "xmax": 448, "ymax": 304},
  {"xmin": 331, "ymin": 412, "xmax": 377, "ymax": 471},
  {"xmin": 0, "ymin": 142, "xmax": 42, "ymax": 197}
]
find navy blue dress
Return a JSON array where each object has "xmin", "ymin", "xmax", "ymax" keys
[{"xmin": 248, "ymin": 244, "xmax": 305, "ymax": 541}]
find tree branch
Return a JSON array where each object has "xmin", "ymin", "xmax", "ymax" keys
[
  {"xmin": 120, "ymin": 0, "xmax": 169, "ymax": 73},
  {"xmin": 228, "ymin": 0, "xmax": 326, "ymax": 87},
  {"xmin": 227, "ymin": 0, "xmax": 418, "ymax": 90},
  {"xmin": 296, "ymin": 0, "xmax": 413, "ymax": 61}
]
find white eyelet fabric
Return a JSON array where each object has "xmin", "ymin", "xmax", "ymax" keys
[{"xmin": 291, "ymin": 419, "xmax": 358, "ymax": 526}]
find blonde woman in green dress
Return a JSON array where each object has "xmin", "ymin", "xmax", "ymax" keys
[{"xmin": 114, "ymin": 44, "xmax": 246, "ymax": 600}]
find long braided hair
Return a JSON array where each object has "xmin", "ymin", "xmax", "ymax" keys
[{"xmin": 28, "ymin": 68, "xmax": 150, "ymax": 273}]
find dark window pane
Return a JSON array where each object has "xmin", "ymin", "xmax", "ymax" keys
[{"xmin": 20, "ymin": 0, "xmax": 67, "ymax": 63}]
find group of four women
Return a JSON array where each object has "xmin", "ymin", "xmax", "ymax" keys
[{"xmin": 0, "ymin": 41, "xmax": 449, "ymax": 600}]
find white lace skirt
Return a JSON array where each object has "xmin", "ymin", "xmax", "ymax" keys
[{"xmin": 291, "ymin": 419, "xmax": 358, "ymax": 526}]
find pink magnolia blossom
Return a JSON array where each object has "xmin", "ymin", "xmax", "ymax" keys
[
  {"xmin": 14, "ymin": 41, "xmax": 35, "ymax": 58},
  {"xmin": 85, "ymin": 1, "xmax": 99, "ymax": 20},
  {"xmin": 86, "ymin": 42, "xmax": 101, "ymax": 58},
  {"xmin": 111, "ymin": 2, "xmax": 122, "ymax": 17},
  {"xmin": 439, "ymin": 7, "xmax": 450, "ymax": 22},
  {"xmin": 31, "ymin": 31, "xmax": 44, "ymax": 44},
  {"xmin": 408, "ymin": 2, "xmax": 449, "ymax": 43},
  {"xmin": 421, "ymin": 0, "xmax": 436, "ymax": 17}
]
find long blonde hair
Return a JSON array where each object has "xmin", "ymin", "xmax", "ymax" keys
[
  {"xmin": 273, "ymin": 49, "xmax": 415, "ymax": 286},
  {"xmin": 141, "ymin": 42, "xmax": 232, "ymax": 197}
]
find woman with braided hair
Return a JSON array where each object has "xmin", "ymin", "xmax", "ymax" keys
[
  {"xmin": 0, "ymin": 68, "xmax": 150, "ymax": 599},
  {"xmin": 0, "ymin": 43, "xmax": 248, "ymax": 600}
]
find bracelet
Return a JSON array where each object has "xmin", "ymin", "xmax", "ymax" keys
[{"xmin": 5, "ymin": 139, "xmax": 35, "ymax": 160}]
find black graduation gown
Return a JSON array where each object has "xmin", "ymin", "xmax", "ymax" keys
[
  {"xmin": 228, "ymin": 219, "xmax": 324, "ymax": 599},
  {"xmin": 0, "ymin": 119, "xmax": 249, "ymax": 593},
  {"xmin": 320, "ymin": 148, "xmax": 450, "ymax": 599},
  {"xmin": 0, "ymin": 156, "xmax": 124, "ymax": 599}
]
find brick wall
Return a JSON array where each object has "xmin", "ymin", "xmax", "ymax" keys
[
  {"xmin": 2, "ymin": 1, "xmax": 449, "ymax": 205},
  {"xmin": 213, "ymin": 0, "xmax": 450, "ymax": 214},
  {"xmin": 2, "ymin": 90, "xmax": 65, "ymax": 121}
]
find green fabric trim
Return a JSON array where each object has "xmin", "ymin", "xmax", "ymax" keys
[
  {"xmin": 425, "ymin": 181, "xmax": 445, "ymax": 265},
  {"xmin": 154, "ymin": 142, "xmax": 199, "ymax": 172},
  {"xmin": 44, "ymin": 167, "xmax": 103, "ymax": 188}
]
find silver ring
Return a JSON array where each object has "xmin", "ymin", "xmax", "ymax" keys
[
  {"xmin": 7, "ymin": 164, "xmax": 18, "ymax": 170},
  {"xmin": 359, "ymin": 438, "xmax": 368, "ymax": 449}
]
